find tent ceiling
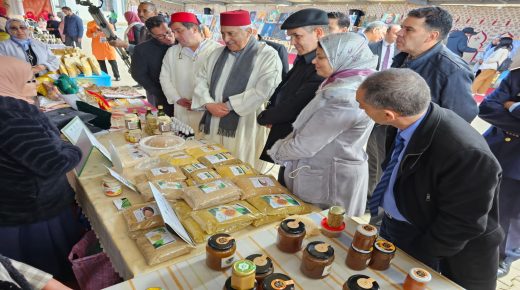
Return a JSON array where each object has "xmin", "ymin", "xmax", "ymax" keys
[{"xmin": 166, "ymin": 0, "xmax": 520, "ymax": 6}]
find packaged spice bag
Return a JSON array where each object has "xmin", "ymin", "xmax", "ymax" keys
[
  {"xmin": 232, "ymin": 175, "xmax": 289, "ymax": 200},
  {"xmin": 135, "ymin": 227, "xmax": 193, "ymax": 265},
  {"xmin": 182, "ymin": 179, "xmax": 242, "ymax": 210},
  {"xmin": 191, "ymin": 200, "xmax": 261, "ymax": 235}
]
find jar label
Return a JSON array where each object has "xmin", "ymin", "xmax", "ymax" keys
[
  {"xmin": 198, "ymin": 180, "xmax": 227, "ymax": 194},
  {"xmin": 145, "ymin": 227, "xmax": 176, "ymax": 249},
  {"xmin": 126, "ymin": 120, "xmax": 139, "ymax": 130},
  {"xmin": 113, "ymin": 197, "xmax": 132, "ymax": 211},
  {"xmin": 221, "ymin": 254, "xmax": 236, "ymax": 268},
  {"xmin": 322, "ymin": 264, "xmax": 333, "ymax": 276},
  {"xmin": 252, "ymin": 255, "xmax": 268, "ymax": 267},
  {"xmin": 357, "ymin": 278, "xmax": 375, "ymax": 289},
  {"xmin": 230, "ymin": 165, "xmax": 252, "ymax": 176},
  {"xmin": 208, "ymin": 203, "xmax": 252, "ymax": 223},
  {"xmin": 315, "ymin": 243, "xmax": 330, "ymax": 253},
  {"xmin": 261, "ymin": 194, "xmax": 301, "ymax": 209},
  {"xmin": 250, "ymin": 177, "xmax": 275, "ymax": 188},
  {"xmin": 133, "ymin": 204, "xmax": 160, "ymax": 222},
  {"xmin": 157, "ymin": 181, "xmax": 183, "ymax": 190},
  {"xmin": 200, "ymin": 145, "xmax": 221, "ymax": 153},
  {"xmin": 159, "ymin": 122, "xmax": 171, "ymax": 132},
  {"xmin": 151, "ymin": 166, "xmax": 177, "ymax": 176}
]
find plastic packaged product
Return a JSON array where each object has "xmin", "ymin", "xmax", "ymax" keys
[
  {"xmin": 135, "ymin": 227, "xmax": 193, "ymax": 266},
  {"xmin": 300, "ymin": 241, "xmax": 335, "ymax": 279},
  {"xmin": 117, "ymin": 144, "xmax": 150, "ymax": 168},
  {"xmin": 191, "ymin": 170, "xmax": 222, "ymax": 184},
  {"xmin": 232, "ymin": 175, "xmax": 289, "ymax": 200},
  {"xmin": 215, "ymin": 163, "xmax": 257, "ymax": 178},
  {"xmin": 247, "ymin": 193, "xmax": 310, "ymax": 217},
  {"xmin": 136, "ymin": 181, "xmax": 187, "ymax": 201},
  {"xmin": 191, "ymin": 200, "xmax": 260, "ymax": 235},
  {"xmin": 79, "ymin": 56, "xmax": 92, "ymax": 76},
  {"xmin": 198, "ymin": 152, "xmax": 241, "ymax": 168},
  {"xmin": 170, "ymin": 200, "xmax": 193, "ymax": 219},
  {"xmin": 181, "ymin": 162, "xmax": 208, "ymax": 176},
  {"xmin": 87, "ymin": 56, "xmax": 102, "ymax": 75},
  {"xmin": 186, "ymin": 144, "xmax": 226, "ymax": 158},
  {"xmin": 180, "ymin": 217, "xmax": 207, "ymax": 244},
  {"xmin": 160, "ymin": 151, "xmax": 197, "ymax": 167},
  {"xmin": 182, "ymin": 179, "xmax": 242, "ymax": 210},
  {"xmin": 122, "ymin": 202, "xmax": 164, "ymax": 232},
  {"xmin": 145, "ymin": 165, "xmax": 186, "ymax": 182}
]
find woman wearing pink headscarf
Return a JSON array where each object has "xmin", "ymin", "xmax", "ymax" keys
[{"xmin": 124, "ymin": 11, "xmax": 143, "ymax": 45}]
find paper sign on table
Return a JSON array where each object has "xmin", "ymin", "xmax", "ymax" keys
[
  {"xmin": 61, "ymin": 116, "xmax": 112, "ymax": 162},
  {"xmin": 74, "ymin": 130, "xmax": 94, "ymax": 175},
  {"xmin": 149, "ymin": 182, "xmax": 196, "ymax": 247}
]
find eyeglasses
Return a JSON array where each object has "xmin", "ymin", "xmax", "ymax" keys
[
  {"xmin": 152, "ymin": 29, "xmax": 173, "ymax": 40},
  {"xmin": 9, "ymin": 26, "xmax": 28, "ymax": 31}
]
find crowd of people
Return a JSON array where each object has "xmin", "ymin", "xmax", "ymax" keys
[{"xmin": 0, "ymin": 3, "xmax": 519, "ymax": 290}]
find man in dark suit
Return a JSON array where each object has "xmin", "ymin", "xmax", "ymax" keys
[
  {"xmin": 479, "ymin": 60, "xmax": 520, "ymax": 278},
  {"xmin": 257, "ymin": 8, "xmax": 328, "ymax": 183},
  {"xmin": 357, "ymin": 68, "xmax": 503, "ymax": 290},
  {"xmin": 368, "ymin": 24, "xmax": 400, "ymax": 71}
]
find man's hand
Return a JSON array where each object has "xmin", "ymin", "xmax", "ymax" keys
[
  {"xmin": 206, "ymin": 103, "xmax": 230, "ymax": 118},
  {"xmin": 504, "ymin": 101, "xmax": 515, "ymax": 110},
  {"xmin": 31, "ymin": 64, "xmax": 46, "ymax": 74},
  {"xmin": 109, "ymin": 38, "xmax": 129, "ymax": 49},
  {"xmin": 176, "ymin": 98, "xmax": 192, "ymax": 110}
]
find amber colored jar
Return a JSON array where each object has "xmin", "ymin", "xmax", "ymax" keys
[
  {"xmin": 300, "ymin": 241, "xmax": 335, "ymax": 279},
  {"xmin": 206, "ymin": 233, "xmax": 237, "ymax": 271},
  {"xmin": 261, "ymin": 273, "xmax": 295, "ymax": 290},
  {"xmin": 327, "ymin": 206, "xmax": 345, "ymax": 228},
  {"xmin": 368, "ymin": 240, "xmax": 396, "ymax": 271},
  {"xmin": 352, "ymin": 224, "xmax": 378, "ymax": 251},
  {"xmin": 223, "ymin": 260, "xmax": 257, "ymax": 290},
  {"xmin": 276, "ymin": 219, "xmax": 306, "ymax": 253},
  {"xmin": 346, "ymin": 245, "xmax": 372, "ymax": 271},
  {"xmin": 246, "ymin": 254, "xmax": 274, "ymax": 290},
  {"xmin": 403, "ymin": 268, "xmax": 432, "ymax": 290},
  {"xmin": 343, "ymin": 274, "xmax": 380, "ymax": 290}
]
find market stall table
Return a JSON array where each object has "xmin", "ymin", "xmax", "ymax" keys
[
  {"xmin": 74, "ymin": 131, "xmax": 312, "ymax": 280},
  {"xmin": 104, "ymin": 211, "xmax": 463, "ymax": 290}
]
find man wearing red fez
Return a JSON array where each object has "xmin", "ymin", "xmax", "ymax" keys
[
  {"xmin": 192, "ymin": 10, "xmax": 282, "ymax": 170},
  {"xmin": 160, "ymin": 12, "xmax": 222, "ymax": 133}
]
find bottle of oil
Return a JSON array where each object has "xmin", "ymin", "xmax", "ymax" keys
[{"xmin": 145, "ymin": 107, "xmax": 157, "ymax": 135}]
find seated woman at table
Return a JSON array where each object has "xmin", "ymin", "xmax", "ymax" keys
[
  {"xmin": 0, "ymin": 56, "xmax": 84, "ymax": 282},
  {"xmin": 268, "ymin": 32, "xmax": 377, "ymax": 217},
  {"xmin": 0, "ymin": 18, "xmax": 60, "ymax": 76}
]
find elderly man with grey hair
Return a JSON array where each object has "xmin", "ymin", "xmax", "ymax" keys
[
  {"xmin": 361, "ymin": 21, "xmax": 387, "ymax": 42},
  {"xmin": 357, "ymin": 68, "xmax": 503, "ymax": 290}
]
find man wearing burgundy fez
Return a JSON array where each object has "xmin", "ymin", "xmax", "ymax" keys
[
  {"xmin": 160, "ymin": 12, "xmax": 222, "ymax": 134},
  {"xmin": 192, "ymin": 10, "xmax": 282, "ymax": 171}
]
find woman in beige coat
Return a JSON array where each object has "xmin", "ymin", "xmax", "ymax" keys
[{"xmin": 268, "ymin": 32, "xmax": 377, "ymax": 216}]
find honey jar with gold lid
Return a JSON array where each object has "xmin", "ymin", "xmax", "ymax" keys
[
  {"xmin": 343, "ymin": 274, "xmax": 380, "ymax": 290},
  {"xmin": 300, "ymin": 241, "xmax": 335, "ymax": 279},
  {"xmin": 403, "ymin": 268, "xmax": 432, "ymax": 290},
  {"xmin": 224, "ymin": 260, "xmax": 257, "ymax": 290},
  {"xmin": 207, "ymin": 233, "xmax": 237, "ymax": 271},
  {"xmin": 246, "ymin": 254, "xmax": 274, "ymax": 289},
  {"xmin": 276, "ymin": 219, "xmax": 306, "ymax": 253},
  {"xmin": 368, "ymin": 240, "xmax": 396, "ymax": 271},
  {"xmin": 352, "ymin": 224, "xmax": 378, "ymax": 251},
  {"xmin": 261, "ymin": 273, "xmax": 295, "ymax": 290}
]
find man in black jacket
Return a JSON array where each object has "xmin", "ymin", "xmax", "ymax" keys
[
  {"xmin": 257, "ymin": 8, "xmax": 328, "ymax": 182},
  {"xmin": 130, "ymin": 16, "xmax": 175, "ymax": 115},
  {"xmin": 357, "ymin": 68, "xmax": 503, "ymax": 290}
]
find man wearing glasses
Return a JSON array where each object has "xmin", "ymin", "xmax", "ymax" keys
[
  {"xmin": 130, "ymin": 16, "xmax": 175, "ymax": 116},
  {"xmin": 160, "ymin": 12, "xmax": 221, "ymax": 133}
]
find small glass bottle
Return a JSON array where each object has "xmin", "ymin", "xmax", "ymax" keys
[
  {"xmin": 403, "ymin": 268, "xmax": 432, "ymax": 290},
  {"xmin": 368, "ymin": 240, "xmax": 396, "ymax": 271},
  {"xmin": 346, "ymin": 245, "xmax": 372, "ymax": 271},
  {"xmin": 276, "ymin": 219, "xmax": 306, "ymax": 253},
  {"xmin": 352, "ymin": 224, "xmax": 378, "ymax": 251},
  {"xmin": 224, "ymin": 260, "xmax": 257, "ymax": 290},
  {"xmin": 300, "ymin": 241, "xmax": 335, "ymax": 279},
  {"xmin": 157, "ymin": 105, "xmax": 166, "ymax": 116},
  {"xmin": 206, "ymin": 233, "xmax": 237, "ymax": 271}
]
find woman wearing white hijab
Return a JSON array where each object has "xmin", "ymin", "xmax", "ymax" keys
[
  {"xmin": 0, "ymin": 18, "xmax": 60, "ymax": 76},
  {"xmin": 268, "ymin": 32, "xmax": 377, "ymax": 216}
]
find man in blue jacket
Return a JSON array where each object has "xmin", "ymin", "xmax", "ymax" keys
[
  {"xmin": 479, "ymin": 55, "xmax": 520, "ymax": 278},
  {"xmin": 61, "ymin": 6, "xmax": 83, "ymax": 48},
  {"xmin": 446, "ymin": 27, "xmax": 478, "ymax": 58}
]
